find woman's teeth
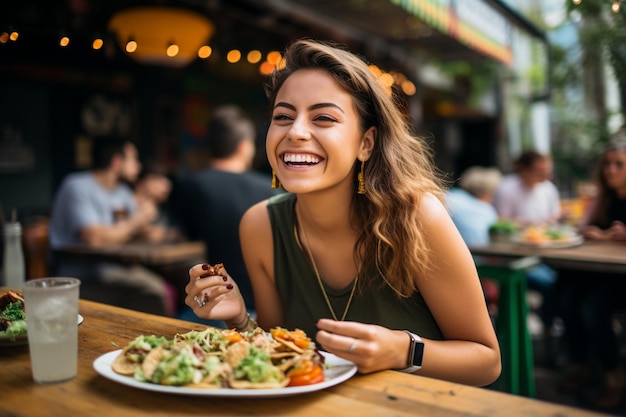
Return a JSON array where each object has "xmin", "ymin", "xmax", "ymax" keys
[{"xmin": 283, "ymin": 153, "xmax": 320, "ymax": 164}]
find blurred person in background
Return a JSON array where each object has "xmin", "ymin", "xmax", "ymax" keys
[
  {"xmin": 493, "ymin": 150, "xmax": 560, "ymax": 339},
  {"xmin": 557, "ymin": 139, "xmax": 626, "ymax": 409},
  {"xmin": 493, "ymin": 150, "xmax": 561, "ymax": 226},
  {"xmin": 49, "ymin": 136, "xmax": 171, "ymax": 316},
  {"xmin": 446, "ymin": 166, "xmax": 502, "ymax": 314},
  {"xmin": 133, "ymin": 162, "xmax": 182, "ymax": 243},
  {"xmin": 176, "ymin": 105, "xmax": 281, "ymax": 323},
  {"xmin": 446, "ymin": 166, "xmax": 502, "ymax": 246}
]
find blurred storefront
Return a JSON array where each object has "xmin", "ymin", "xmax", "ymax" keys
[{"xmin": 0, "ymin": 0, "xmax": 548, "ymax": 217}]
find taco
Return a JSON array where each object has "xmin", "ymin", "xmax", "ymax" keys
[{"xmin": 112, "ymin": 334, "xmax": 170, "ymax": 375}]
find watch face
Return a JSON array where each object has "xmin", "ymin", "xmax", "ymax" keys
[{"xmin": 412, "ymin": 339, "xmax": 424, "ymax": 367}]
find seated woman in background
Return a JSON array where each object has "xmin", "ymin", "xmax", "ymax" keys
[{"xmin": 558, "ymin": 138, "xmax": 626, "ymax": 409}]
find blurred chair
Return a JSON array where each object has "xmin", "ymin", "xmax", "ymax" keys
[
  {"xmin": 476, "ymin": 255, "xmax": 540, "ymax": 397},
  {"xmin": 21, "ymin": 216, "xmax": 50, "ymax": 279}
]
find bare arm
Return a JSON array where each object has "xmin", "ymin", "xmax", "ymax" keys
[
  {"xmin": 80, "ymin": 201, "xmax": 157, "ymax": 247},
  {"xmin": 239, "ymin": 200, "xmax": 286, "ymax": 329},
  {"xmin": 316, "ymin": 194, "xmax": 501, "ymax": 386}
]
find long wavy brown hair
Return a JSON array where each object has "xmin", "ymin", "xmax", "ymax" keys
[{"xmin": 264, "ymin": 39, "xmax": 446, "ymax": 298}]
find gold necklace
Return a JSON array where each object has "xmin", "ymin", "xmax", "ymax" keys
[{"xmin": 294, "ymin": 212, "xmax": 358, "ymax": 321}]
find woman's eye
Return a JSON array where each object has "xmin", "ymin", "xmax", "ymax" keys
[
  {"xmin": 272, "ymin": 114, "xmax": 292, "ymax": 122},
  {"xmin": 314, "ymin": 115, "xmax": 337, "ymax": 123}
]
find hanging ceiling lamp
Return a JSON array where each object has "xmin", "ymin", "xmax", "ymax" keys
[{"xmin": 108, "ymin": 6, "xmax": 214, "ymax": 68}]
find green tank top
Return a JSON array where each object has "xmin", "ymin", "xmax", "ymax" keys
[{"xmin": 267, "ymin": 193, "xmax": 443, "ymax": 340}]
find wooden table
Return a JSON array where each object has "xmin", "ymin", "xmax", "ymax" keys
[
  {"xmin": 0, "ymin": 299, "xmax": 606, "ymax": 417},
  {"xmin": 54, "ymin": 240, "xmax": 207, "ymax": 267},
  {"xmin": 470, "ymin": 239, "xmax": 626, "ymax": 274}
]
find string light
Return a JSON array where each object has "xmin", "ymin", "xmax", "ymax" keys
[
  {"xmin": 166, "ymin": 42, "xmax": 179, "ymax": 57},
  {"xmin": 247, "ymin": 50, "xmax": 262, "ymax": 64},
  {"xmin": 125, "ymin": 38, "xmax": 137, "ymax": 53},
  {"xmin": 226, "ymin": 49, "xmax": 241, "ymax": 63},
  {"xmin": 571, "ymin": 0, "xmax": 621, "ymax": 13},
  {"xmin": 92, "ymin": 38, "xmax": 104, "ymax": 50},
  {"xmin": 0, "ymin": 27, "xmax": 417, "ymax": 96},
  {"xmin": 612, "ymin": 0, "xmax": 621, "ymax": 13},
  {"xmin": 198, "ymin": 45, "xmax": 212, "ymax": 59}
]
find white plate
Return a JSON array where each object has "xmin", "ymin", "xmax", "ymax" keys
[
  {"xmin": 512, "ymin": 234, "xmax": 584, "ymax": 249},
  {"xmin": 93, "ymin": 349, "xmax": 357, "ymax": 398},
  {"xmin": 0, "ymin": 314, "xmax": 84, "ymax": 347}
]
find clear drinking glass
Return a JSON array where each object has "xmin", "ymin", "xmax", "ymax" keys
[{"xmin": 23, "ymin": 277, "xmax": 81, "ymax": 383}]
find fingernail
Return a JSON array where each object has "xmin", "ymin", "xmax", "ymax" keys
[
  {"xmin": 222, "ymin": 276, "xmax": 228, "ymax": 282},
  {"xmin": 226, "ymin": 284, "xmax": 233, "ymax": 290},
  {"xmin": 203, "ymin": 294, "xmax": 210, "ymax": 302},
  {"xmin": 201, "ymin": 264, "xmax": 210, "ymax": 270}
]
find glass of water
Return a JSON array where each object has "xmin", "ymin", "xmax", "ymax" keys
[{"xmin": 23, "ymin": 277, "xmax": 81, "ymax": 383}]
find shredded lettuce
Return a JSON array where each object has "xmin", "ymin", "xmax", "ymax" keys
[
  {"xmin": 0, "ymin": 301, "xmax": 27, "ymax": 341},
  {"xmin": 234, "ymin": 346, "xmax": 283, "ymax": 383}
]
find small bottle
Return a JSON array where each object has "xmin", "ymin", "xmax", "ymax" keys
[{"xmin": 3, "ymin": 221, "xmax": 26, "ymax": 289}]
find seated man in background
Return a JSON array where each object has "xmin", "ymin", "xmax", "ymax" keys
[
  {"xmin": 49, "ymin": 136, "xmax": 172, "ymax": 316},
  {"xmin": 493, "ymin": 150, "xmax": 561, "ymax": 351}
]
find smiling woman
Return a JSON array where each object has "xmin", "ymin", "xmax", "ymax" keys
[{"xmin": 184, "ymin": 39, "xmax": 501, "ymax": 387}]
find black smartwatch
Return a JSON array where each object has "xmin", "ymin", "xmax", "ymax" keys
[{"xmin": 399, "ymin": 330, "xmax": 424, "ymax": 373}]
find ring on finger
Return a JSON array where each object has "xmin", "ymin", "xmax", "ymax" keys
[
  {"xmin": 347, "ymin": 339, "xmax": 358, "ymax": 353},
  {"xmin": 193, "ymin": 295, "xmax": 206, "ymax": 308}
]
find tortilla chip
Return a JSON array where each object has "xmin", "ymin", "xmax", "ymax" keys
[
  {"xmin": 228, "ymin": 374, "xmax": 290, "ymax": 389},
  {"xmin": 141, "ymin": 346, "xmax": 165, "ymax": 381},
  {"xmin": 112, "ymin": 351, "xmax": 140, "ymax": 375}
]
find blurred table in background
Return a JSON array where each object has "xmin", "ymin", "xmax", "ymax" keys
[
  {"xmin": 470, "ymin": 240, "xmax": 626, "ymax": 274},
  {"xmin": 54, "ymin": 240, "xmax": 206, "ymax": 267}
]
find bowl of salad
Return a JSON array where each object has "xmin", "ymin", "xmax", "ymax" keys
[{"xmin": 0, "ymin": 290, "xmax": 27, "ymax": 346}]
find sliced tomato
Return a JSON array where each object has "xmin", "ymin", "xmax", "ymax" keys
[{"xmin": 287, "ymin": 364, "xmax": 324, "ymax": 387}]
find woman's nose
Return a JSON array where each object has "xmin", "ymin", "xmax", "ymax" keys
[{"xmin": 286, "ymin": 117, "xmax": 311, "ymax": 141}]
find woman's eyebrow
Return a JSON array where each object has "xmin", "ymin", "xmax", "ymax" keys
[{"xmin": 273, "ymin": 102, "xmax": 344, "ymax": 114}]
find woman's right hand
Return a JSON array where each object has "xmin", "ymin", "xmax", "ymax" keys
[{"xmin": 185, "ymin": 263, "xmax": 247, "ymax": 324}]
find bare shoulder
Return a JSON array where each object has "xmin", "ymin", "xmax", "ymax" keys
[
  {"xmin": 239, "ymin": 199, "xmax": 273, "ymax": 275},
  {"xmin": 240, "ymin": 199, "xmax": 271, "ymax": 234},
  {"xmin": 417, "ymin": 193, "xmax": 449, "ymax": 226}
]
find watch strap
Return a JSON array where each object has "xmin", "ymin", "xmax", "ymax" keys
[{"xmin": 398, "ymin": 330, "xmax": 423, "ymax": 373}]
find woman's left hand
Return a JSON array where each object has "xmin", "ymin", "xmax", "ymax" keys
[{"xmin": 315, "ymin": 319, "xmax": 411, "ymax": 374}]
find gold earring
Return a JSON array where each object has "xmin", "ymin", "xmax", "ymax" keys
[
  {"xmin": 357, "ymin": 160, "xmax": 365, "ymax": 194},
  {"xmin": 271, "ymin": 171, "xmax": 281, "ymax": 189}
]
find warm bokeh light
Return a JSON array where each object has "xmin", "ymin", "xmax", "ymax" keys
[
  {"xmin": 92, "ymin": 38, "xmax": 104, "ymax": 50},
  {"xmin": 259, "ymin": 61, "xmax": 275, "ymax": 75},
  {"xmin": 401, "ymin": 80, "xmax": 417, "ymax": 96},
  {"xmin": 267, "ymin": 51, "xmax": 282, "ymax": 65},
  {"xmin": 0, "ymin": 32, "xmax": 8, "ymax": 44},
  {"xmin": 166, "ymin": 43, "xmax": 180, "ymax": 57},
  {"xmin": 126, "ymin": 40, "xmax": 137, "ymax": 53},
  {"xmin": 198, "ymin": 45, "xmax": 212, "ymax": 59},
  {"xmin": 226, "ymin": 49, "xmax": 241, "ymax": 63},
  {"xmin": 612, "ymin": 0, "xmax": 621, "ymax": 13},
  {"xmin": 59, "ymin": 36, "xmax": 70, "ymax": 47},
  {"xmin": 247, "ymin": 50, "xmax": 262, "ymax": 64},
  {"xmin": 572, "ymin": 0, "xmax": 582, "ymax": 5},
  {"xmin": 9, "ymin": 31, "xmax": 18, "ymax": 41},
  {"xmin": 380, "ymin": 73, "xmax": 394, "ymax": 87},
  {"xmin": 368, "ymin": 64, "xmax": 383, "ymax": 78}
]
